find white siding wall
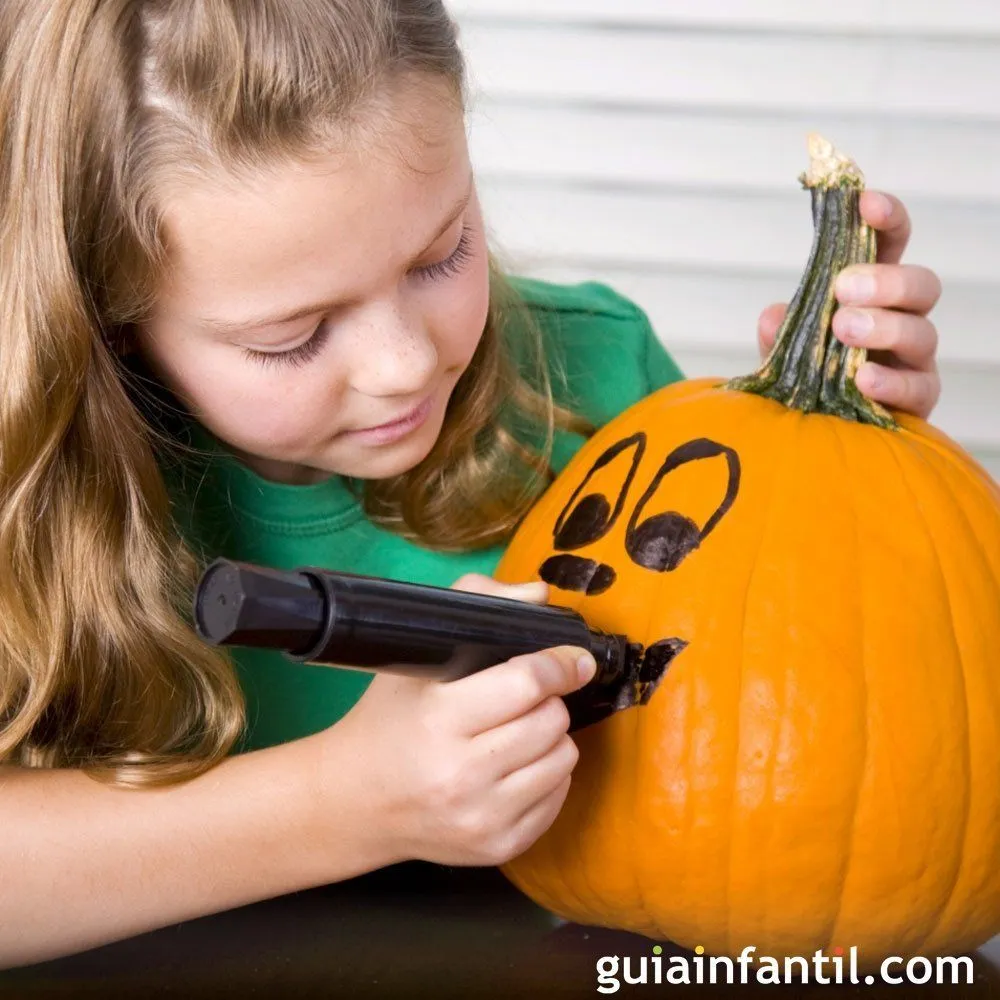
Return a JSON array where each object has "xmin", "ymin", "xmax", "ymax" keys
[{"xmin": 448, "ymin": 1, "xmax": 1000, "ymax": 481}]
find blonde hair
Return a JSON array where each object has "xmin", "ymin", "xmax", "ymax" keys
[{"xmin": 0, "ymin": 0, "xmax": 591, "ymax": 786}]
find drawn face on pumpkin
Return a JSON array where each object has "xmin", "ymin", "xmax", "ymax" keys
[{"xmin": 535, "ymin": 435, "xmax": 742, "ymax": 729}]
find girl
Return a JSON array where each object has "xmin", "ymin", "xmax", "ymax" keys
[{"xmin": 0, "ymin": 0, "xmax": 942, "ymax": 968}]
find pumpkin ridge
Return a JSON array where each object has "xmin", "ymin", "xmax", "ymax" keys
[
  {"xmin": 897, "ymin": 422, "xmax": 1000, "ymax": 512},
  {"xmin": 882, "ymin": 429, "xmax": 971, "ymax": 953},
  {"xmin": 826, "ymin": 416, "xmax": 872, "ymax": 950},
  {"xmin": 914, "ymin": 441, "xmax": 1000, "ymax": 607},
  {"xmin": 893, "ymin": 440, "xmax": 983, "ymax": 954},
  {"xmin": 913, "ymin": 441, "xmax": 1000, "ymax": 951},
  {"xmin": 719, "ymin": 407, "xmax": 792, "ymax": 953},
  {"xmin": 631, "ymin": 525, "xmax": 663, "ymax": 934},
  {"xmin": 750, "ymin": 409, "xmax": 806, "ymax": 950},
  {"xmin": 911, "ymin": 434, "xmax": 1000, "ymax": 594},
  {"xmin": 629, "ymin": 654, "xmax": 648, "ymax": 933}
]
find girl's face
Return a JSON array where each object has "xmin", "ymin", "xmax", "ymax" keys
[{"xmin": 138, "ymin": 87, "xmax": 490, "ymax": 485}]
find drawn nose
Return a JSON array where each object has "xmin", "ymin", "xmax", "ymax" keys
[{"xmin": 539, "ymin": 554, "xmax": 617, "ymax": 596}]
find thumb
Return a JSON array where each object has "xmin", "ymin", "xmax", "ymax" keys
[{"xmin": 450, "ymin": 573, "xmax": 550, "ymax": 606}]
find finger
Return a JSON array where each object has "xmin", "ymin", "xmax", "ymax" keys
[
  {"xmin": 832, "ymin": 308, "xmax": 938, "ymax": 370},
  {"xmin": 498, "ymin": 737, "xmax": 578, "ymax": 828},
  {"xmin": 757, "ymin": 302, "xmax": 787, "ymax": 359},
  {"xmin": 855, "ymin": 362, "xmax": 941, "ymax": 420},
  {"xmin": 449, "ymin": 647, "xmax": 596, "ymax": 737},
  {"xmin": 835, "ymin": 264, "xmax": 942, "ymax": 316},
  {"xmin": 474, "ymin": 694, "xmax": 572, "ymax": 779},
  {"xmin": 496, "ymin": 774, "xmax": 573, "ymax": 863},
  {"xmin": 860, "ymin": 190, "xmax": 911, "ymax": 264},
  {"xmin": 451, "ymin": 572, "xmax": 549, "ymax": 606}
]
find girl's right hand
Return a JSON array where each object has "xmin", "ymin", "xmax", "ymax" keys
[{"xmin": 338, "ymin": 573, "xmax": 597, "ymax": 868}]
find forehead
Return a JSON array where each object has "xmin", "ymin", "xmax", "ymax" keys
[{"xmin": 154, "ymin": 85, "xmax": 469, "ymax": 319}]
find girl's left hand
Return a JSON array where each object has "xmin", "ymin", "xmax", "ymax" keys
[{"xmin": 757, "ymin": 191, "xmax": 942, "ymax": 420}]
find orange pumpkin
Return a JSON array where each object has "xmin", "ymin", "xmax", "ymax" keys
[{"xmin": 494, "ymin": 136, "xmax": 1000, "ymax": 965}]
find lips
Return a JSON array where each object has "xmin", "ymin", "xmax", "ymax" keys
[
  {"xmin": 341, "ymin": 392, "xmax": 435, "ymax": 443},
  {"xmin": 358, "ymin": 397, "xmax": 429, "ymax": 433}
]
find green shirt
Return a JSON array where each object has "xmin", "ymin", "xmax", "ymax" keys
[{"xmin": 161, "ymin": 277, "xmax": 684, "ymax": 751}]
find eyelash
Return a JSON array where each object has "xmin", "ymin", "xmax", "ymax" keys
[
  {"xmin": 412, "ymin": 223, "xmax": 476, "ymax": 283},
  {"xmin": 242, "ymin": 323, "xmax": 331, "ymax": 371},
  {"xmin": 241, "ymin": 224, "xmax": 477, "ymax": 370}
]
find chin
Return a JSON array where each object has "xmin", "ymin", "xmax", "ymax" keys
[{"xmin": 343, "ymin": 429, "xmax": 441, "ymax": 481}]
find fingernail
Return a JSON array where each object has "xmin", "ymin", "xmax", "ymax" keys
[
  {"xmin": 577, "ymin": 654, "xmax": 597, "ymax": 684},
  {"xmin": 837, "ymin": 273, "xmax": 877, "ymax": 304},
  {"xmin": 859, "ymin": 364, "xmax": 885, "ymax": 392},
  {"xmin": 839, "ymin": 308, "xmax": 874, "ymax": 342},
  {"xmin": 869, "ymin": 192, "xmax": 893, "ymax": 219}
]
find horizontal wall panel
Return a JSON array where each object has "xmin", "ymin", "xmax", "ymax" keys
[
  {"xmin": 516, "ymin": 263, "xmax": 1000, "ymax": 367},
  {"xmin": 453, "ymin": 3, "xmax": 1000, "ymax": 479},
  {"xmin": 479, "ymin": 179, "xmax": 1000, "ymax": 287},
  {"xmin": 450, "ymin": 0, "xmax": 1000, "ymax": 36},
  {"xmin": 460, "ymin": 23, "xmax": 1000, "ymax": 120},
  {"xmin": 469, "ymin": 101, "xmax": 1000, "ymax": 205}
]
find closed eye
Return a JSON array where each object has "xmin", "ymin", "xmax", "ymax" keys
[
  {"xmin": 241, "ymin": 321, "xmax": 331, "ymax": 370},
  {"xmin": 241, "ymin": 223, "xmax": 477, "ymax": 370},
  {"xmin": 411, "ymin": 224, "xmax": 476, "ymax": 282}
]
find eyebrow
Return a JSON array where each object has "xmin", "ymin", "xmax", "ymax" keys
[{"xmin": 202, "ymin": 181, "xmax": 475, "ymax": 337}]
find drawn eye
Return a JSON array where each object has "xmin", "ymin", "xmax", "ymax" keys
[
  {"xmin": 538, "ymin": 433, "xmax": 646, "ymax": 596},
  {"xmin": 552, "ymin": 433, "xmax": 646, "ymax": 550},
  {"xmin": 625, "ymin": 438, "xmax": 741, "ymax": 573}
]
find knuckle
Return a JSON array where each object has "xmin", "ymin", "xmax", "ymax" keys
[
  {"xmin": 419, "ymin": 692, "xmax": 449, "ymax": 734},
  {"xmin": 892, "ymin": 312, "xmax": 922, "ymax": 351},
  {"xmin": 559, "ymin": 733, "xmax": 581, "ymax": 770},
  {"xmin": 929, "ymin": 379, "xmax": 942, "ymax": 411},
  {"xmin": 925, "ymin": 320, "xmax": 939, "ymax": 353},
  {"xmin": 919, "ymin": 266, "xmax": 943, "ymax": 306},
  {"xmin": 511, "ymin": 672, "xmax": 543, "ymax": 708},
  {"xmin": 895, "ymin": 370, "xmax": 917, "ymax": 405},
  {"xmin": 880, "ymin": 268, "xmax": 907, "ymax": 306},
  {"xmin": 874, "ymin": 311, "xmax": 905, "ymax": 349},
  {"xmin": 541, "ymin": 695, "xmax": 571, "ymax": 733},
  {"xmin": 519, "ymin": 659, "xmax": 553, "ymax": 702},
  {"xmin": 918, "ymin": 373, "xmax": 940, "ymax": 409},
  {"xmin": 900, "ymin": 264, "xmax": 938, "ymax": 309},
  {"xmin": 888, "ymin": 366, "xmax": 908, "ymax": 390},
  {"xmin": 427, "ymin": 762, "xmax": 472, "ymax": 812},
  {"xmin": 454, "ymin": 807, "xmax": 492, "ymax": 845},
  {"xmin": 491, "ymin": 816, "xmax": 543, "ymax": 865},
  {"xmin": 481, "ymin": 836, "xmax": 519, "ymax": 867}
]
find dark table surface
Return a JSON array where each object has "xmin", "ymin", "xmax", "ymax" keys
[{"xmin": 4, "ymin": 862, "xmax": 1000, "ymax": 999}]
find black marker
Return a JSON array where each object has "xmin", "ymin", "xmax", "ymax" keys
[{"xmin": 194, "ymin": 559, "xmax": 680, "ymax": 731}]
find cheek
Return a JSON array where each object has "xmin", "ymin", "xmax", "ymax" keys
[
  {"xmin": 158, "ymin": 340, "xmax": 339, "ymax": 451},
  {"xmin": 430, "ymin": 240, "xmax": 492, "ymax": 367}
]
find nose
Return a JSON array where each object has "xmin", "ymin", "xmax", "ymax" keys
[{"xmin": 344, "ymin": 298, "xmax": 438, "ymax": 399}]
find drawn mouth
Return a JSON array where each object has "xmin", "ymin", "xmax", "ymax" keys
[{"xmin": 539, "ymin": 554, "xmax": 617, "ymax": 595}]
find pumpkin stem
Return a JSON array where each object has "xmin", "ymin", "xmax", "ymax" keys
[{"xmin": 725, "ymin": 134, "xmax": 897, "ymax": 430}]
